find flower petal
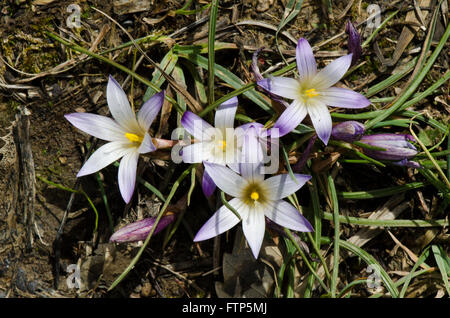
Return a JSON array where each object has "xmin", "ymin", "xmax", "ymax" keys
[
  {"xmin": 264, "ymin": 200, "xmax": 313, "ymax": 232},
  {"xmin": 77, "ymin": 141, "xmax": 131, "ymax": 177},
  {"xmin": 296, "ymin": 38, "xmax": 317, "ymax": 80},
  {"xmin": 273, "ymin": 100, "xmax": 308, "ymax": 137},
  {"xmin": 331, "ymin": 120, "xmax": 365, "ymax": 142},
  {"xmin": 312, "ymin": 54, "xmax": 353, "ymax": 89},
  {"xmin": 242, "ymin": 204, "xmax": 266, "ymax": 259},
  {"xmin": 204, "ymin": 162, "xmax": 246, "ymax": 198},
  {"xmin": 214, "ymin": 96, "xmax": 238, "ymax": 130},
  {"xmin": 345, "ymin": 21, "xmax": 362, "ymax": 66},
  {"xmin": 137, "ymin": 90, "xmax": 164, "ymax": 131},
  {"xmin": 202, "ymin": 169, "xmax": 216, "ymax": 197},
  {"xmin": 307, "ymin": 100, "xmax": 332, "ymax": 145},
  {"xmin": 257, "ymin": 77, "xmax": 301, "ymax": 100},
  {"xmin": 193, "ymin": 198, "xmax": 245, "ymax": 241},
  {"xmin": 181, "ymin": 142, "xmax": 211, "ymax": 163},
  {"xmin": 118, "ymin": 150, "xmax": 139, "ymax": 203},
  {"xmin": 181, "ymin": 111, "xmax": 215, "ymax": 141},
  {"xmin": 107, "ymin": 75, "xmax": 139, "ymax": 130},
  {"xmin": 318, "ymin": 87, "xmax": 371, "ymax": 109},
  {"xmin": 109, "ymin": 214, "xmax": 175, "ymax": 243},
  {"xmin": 138, "ymin": 132, "xmax": 156, "ymax": 154},
  {"xmin": 263, "ymin": 173, "xmax": 311, "ymax": 200},
  {"xmin": 360, "ymin": 134, "xmax": 418, "ymax": 160},
  {"xmin": 240, "ymin": 126, "xmax": 264, "ymax": 165},
  {"xmin": 64, "ymin": 113, "xmax": 126, "ymax": 142}
]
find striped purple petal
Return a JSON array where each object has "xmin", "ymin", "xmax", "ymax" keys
[
  {"xmin": 296, "ymin": 38, "xmax": 317, "ymax": 80},
  {"xmin": 331, "ymin": 121, "xmax": 365, "ymax": 142},
  {"xmin": 318, "ymin": 87, "xmax": 371, "ymax": 109},
  {"xmin": 110, "ymin": 214, "xmax": 176, "ymax": 243},
  {"xmin": 181, "ymin": 111, "xmax": 215, "ymax": 141},
  {"xmin": 360, "ymin": 134, "xmax": 418, "ymax": 161},
  {"xmin": 345, "ymin": 21, "xmax": 362, "ymax": 66},
  {"xmin": 202, "ymin": 169, "xmax": 216, "ymax": 197},
  {"xmin": 273, "ymin": 100, "xmax": 308, "ymax": 137},
  {"xmin": 118, "ymin": 150, "xmax": 139, "ymax": 203},
  {"xmin": 138, "ymin": 90, "xmax": 164, "ymax": 131}
]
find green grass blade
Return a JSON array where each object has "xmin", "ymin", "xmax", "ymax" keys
[
  {"xmin": 143, "ymin": 49, "xmax": 178, "ymax": 101},
  {"xmin": 321, "ymin": 212, "xmax": 448, "ymax": 228},
  {"xmin": 207, "ymin": 0, "xmax": 219, "ymax": 105},
  {"xmin": 327, "ymin": 174, "xmax": 340, "ymax": 298},
  {"xmin": 96, "ymin": 172, "xmax": 114, "ymax": 233},
  {"xmin": 338, "ymin": 182, "xmax": 427, "ymax": 200},
  {"xmin": 399, "ymin": 246, "xmax": 431, "ymax": 297},
  {"xmin": 108, "ymin": 165, "xmax": 194, "ymax": 291},
  {"xmin": 432, "ymin": 245, "xmax": 450, "ymax": 296},
  {"xmin": 176, "ymin": 50, "xmax": 272, "ymax": 113},
  {"xmin": 321, "ymin": 237, "xmax": 399, "ymax": 297},
  {"xmin": 365, "ymin": 14, "xmax": 449, "ymax": 130}
]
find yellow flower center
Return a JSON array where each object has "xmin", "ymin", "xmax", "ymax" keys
[
  {"xmin": 243, "ymin": 183, "xmax": 266, "ymax": 205},
  {"xmin": 125, "ymin": 132, "xmax": 143, "ymax": 144},
  {"xmin": 250, "ymin": 191, "xmax": 260, "ymax": 201},
  {"xmin": 305, "ymin": 88, "xmax": 319, "ymax": 98},
  {"xmin": 218, "ymin": 140, "xmax": 227, "ymax": 150}
]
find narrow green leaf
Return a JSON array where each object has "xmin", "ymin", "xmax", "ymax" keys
[{"xmin": 432, "ymin": 245, "xmax": 450, "ymax": 296}]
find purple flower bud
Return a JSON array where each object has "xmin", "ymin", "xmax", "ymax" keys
[
  {"xmin": 252, "ymin": 48, "xmax": 290, "ymax": 109},
  {"xmin": 359, "ymin": 134, "xmax": 418, "ymax": 161},
  {"xmin": 109, "ymin": 214, "xmax": 176, "ymax": 243},
  {"xmin": 392, "ymin": 159, "xmax": 422, "ymax": 169},
  {"xmin": 331, "ymin": 121, "xmax": 365, "ymax": 142},
  {"xmin": 251, "ymin": 47, "xmax": 265, "ymax": 82},
  {"xmin": 345, "ymin": 21, "xmax": 362, "ymax": 66}
]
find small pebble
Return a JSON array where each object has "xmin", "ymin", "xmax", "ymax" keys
[{"xmin": 140, "ymin": 282, "xmax": 153, "ymax": 297}]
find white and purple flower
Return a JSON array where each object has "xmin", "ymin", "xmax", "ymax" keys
[
  {"xmin": 110, "ymin": 213, "xmax": 175, "ymax": 243},
  {"xmin": 65, "ymin": 75, "xmax": 164, "ymax": 203},
  {"xmin": 194, "ymin": 162, "xmax": 313, "ymax": 259},
  {"xmin": 331, "ymin": 120, "xmax": 366, "ymax": 143},
  {"xmin": 257, "ymin": 38, "xmax": 371, "ymax": 144},
  {"xmin": 181, "ymin": 97, "xmax": 266, "ymax": 196},
  {"xmin": 359, "ymin": 133, "xmax": 420, "ymax": 168}
]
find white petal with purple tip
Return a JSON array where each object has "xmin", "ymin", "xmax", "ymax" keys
[
  {"xmin": 257, "ymin": 77, "xmax": 301, "ymax": 100},
  {"xmin": 214, "ymin": 96, "xmax": 238, "ymax": 130},
  {"xmin": 202, "ymin": 169, "xmax": 216, "ymax": 197},
  {"xmin": 181, "ymin": 111, "xmax": 215, "ymax": 141},
  {"xmin": 312, "ymin": 54, "xmax": 353, "ymax": 89},
  {"xmin": 242, "ymin": 204, "xmax": 266, "ymax": 259},
  {"xmin": 138, "ymin": 90, "xmax": 164, "ymax": 131},
  {"xmin": 264, "ymin": 173, "xmax": 311, "ymax": 200},
  {"xmin": 193, "ymin": 198, "xmax": 245, "ymax": 241},
  {"xmin": 107, "ymin": 76, "xmax": 139, "ymax": 130},
  {"xmin": 273, "ymin": 100, "xmax": 308, "ymax": 137},
  {"xmin": 296, "ymin": 38, "xmax": 317, "ymax": 81},
  {"xmin": 204, "ymin": 162, "xmax": 246, "ymax": 198},
  {"xmin": 317, "ymin": 87, "xmax": 371, "ymax": 109},
  {"xmin": 307, "ymin": 100, "xmax": 332, "ymax": 145},
  {"xmin": 118, "ymin": 150, "xmax": 139, "ymax": 203},
  {"xmin": 264, "ymin": 200, "xmax": 314, "ymax": 232},
  {"xmin": 64, "ymin": 113, "xmax": 127, "ymax": 142},
  {"xmin": 77, "ymin": 141, "xmax": 132, "ymax": 177}
]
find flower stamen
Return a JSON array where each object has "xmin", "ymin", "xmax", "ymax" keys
[
  {"xmin": 125, "ymin": 132, "xmax": 143, "ymax": 144},
  {"xmin": 250, "ymin": 191, "xmax": 259, "ymax": 201},
  {"xmin": 305, "ymin": 88, "xmax": 319, "ymax": 98}
]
